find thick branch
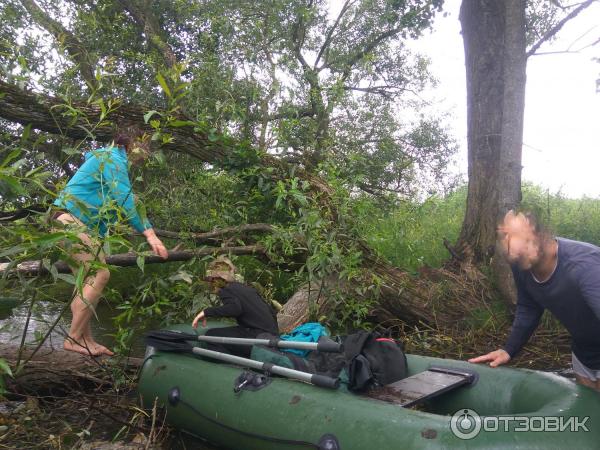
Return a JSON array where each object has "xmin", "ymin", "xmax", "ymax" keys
[
  {"xmin": 0, "ymin": 80, "xmax": 224, "ymax": 163},
  {"xmin": 526, "ymin": 0, "xmax": 596, "ymax": 57},
  {"xmin": 348, "ymin": 27, "xmax": 402, "ymax": 69},
  {"xmin": 19, "ymin": 0, "xmax": 98, "ymax": 90},
  {"xmin": 0, "ymin": 80, "xmax": 336, "ymax": 206},
  {"xmin": 0, "ymin": 245, "xmax": 267, "ymax": 276},
  {"xmin": 261, "ymin": 107, "xmax": 316, "ymax": 121},
  {"xmin": 314, "ymin": 0, "xmax": 354, "ymax": 69},
  {"xmin": 116, "ymin": 0, "xmax": 177, "ymax": 69}
]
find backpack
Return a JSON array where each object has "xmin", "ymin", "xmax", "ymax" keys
[
  {"xmin": 343, "ymin": 331, "xmax": 408, "ymax": 392},
  {"xmin": 250, "ymin": 330, "xmax": 407, "ymax": 393}
]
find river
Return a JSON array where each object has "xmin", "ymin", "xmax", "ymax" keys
[{"xmin": 0, "ymin": 296, "xmax": 221, "ymax": 449}]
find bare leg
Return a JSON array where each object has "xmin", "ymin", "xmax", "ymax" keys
[
  {"xmin": 56, "ymin": 214, "xmax": 114, "ymax": 356},
  {"xmin": 64, "ymin": 268, "xmax": 113, "ymax": 356}
]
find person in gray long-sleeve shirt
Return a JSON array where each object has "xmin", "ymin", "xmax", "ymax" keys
[{"xmin": 469, "ymin": 210, "xmax": 600, "ymax": 392}]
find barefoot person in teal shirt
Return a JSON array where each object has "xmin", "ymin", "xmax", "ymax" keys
[{"xmin": 53, "ymin": 125, "xmax": 168, "ymax": 356}]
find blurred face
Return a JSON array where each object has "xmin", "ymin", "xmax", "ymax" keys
[
  {"xmin": 497, "ymin": 211, "xmax": 541, "ymax": 270},
  {"xmin": 206, "ymin": 277, "xmax": 227, "ymax": 293}
]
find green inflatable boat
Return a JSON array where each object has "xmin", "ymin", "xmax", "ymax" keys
[{"xmin": 138, "ymin": 322, "xmax": 600, "ymax": 449}]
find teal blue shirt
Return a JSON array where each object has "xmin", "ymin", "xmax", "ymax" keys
[{"xmin": 54, "ymin": 146, "xmax": 152, "ymax": 236}]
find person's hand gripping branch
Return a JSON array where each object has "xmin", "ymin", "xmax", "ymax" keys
[{"xmin": 143, "ymin": 228, "xmax": 168, "ymax": 259}]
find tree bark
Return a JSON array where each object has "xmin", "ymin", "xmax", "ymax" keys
[{"xmin": 457, "ymin": 0, "xmax": 526, "ymax": 304}]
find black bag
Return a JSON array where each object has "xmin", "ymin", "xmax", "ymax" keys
[
  {"xmin": 344, "ymin": 331, "xmax": 407, "ymax": 392},
  {"xmin": 252, "ymin": 331, "xmax": 407, "ymax": 393}
]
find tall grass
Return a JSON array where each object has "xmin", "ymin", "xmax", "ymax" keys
[
  {"xmin": 521, "ymin": 183, "xmax": 600, "ymax": 245},
  {"xmin": 351, "ymin": 183, "xmax": 600, "ymax": 272},
  {"xmin": 351, "ymin": 188, "xmax": 466, "ymax": 271}
]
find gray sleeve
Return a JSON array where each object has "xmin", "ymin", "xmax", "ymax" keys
[
  {"xmin": 502, "ymin": 272, "xmax": 544, "ymax": 358},
  {"xmin": 575, "ymin": 263, "xmax": 600, "ymax": 322}
]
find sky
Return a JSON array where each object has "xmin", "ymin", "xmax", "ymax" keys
[{"xmin": 411, "ymin": 0, "xmax": 600, "ymax": 198}]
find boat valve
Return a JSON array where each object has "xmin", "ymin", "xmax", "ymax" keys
[
  {"xmin": 234, "ymin": 378, "xmax": 250, "ymax": 394},
  {"xmin": 233, "ymin": 371, "xmax": 272, "ymax": 393},
  {"xmin": 318, "ymin": 433, "xmax": 341, "ymax": 450},
  {"xmin": 167, "ymin": 387, "xmax": 181, "ymax": 406}
]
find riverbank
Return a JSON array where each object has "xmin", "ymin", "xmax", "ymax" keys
[
  {"xmin": 0, "ymin": 343, "xmax": 222, "ymax": 449},
  {"xmin": 0, "ymin": 325, "xmax": 575, "ymax": 450}
]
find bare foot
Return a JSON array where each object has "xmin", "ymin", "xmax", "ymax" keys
[
  {"xmin": 89, "ymin": 342, "xmax": 115, "ymax": 356},
  {"xmin": 64, "ymin": 337, "xmax": 114, "ymax": 356}
]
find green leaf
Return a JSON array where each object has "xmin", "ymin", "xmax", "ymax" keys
[
  {"xmin": 207, "ymin": 128, "xmax": 219, "ymax": 142},
  {"xmin": 168, "ymin": 120, "xmax": 195, "ymax": 127},
  {"xmin": 169, "ymin": 271, "xmax": 193, "ymax": 284},
  {"xmin": 0, "ymin": 149, "xmax": 22, "ymax": 168},
  {"xmin": 136, "ymin": 255, "xmax": 145, "ymax": 273},
  {"xmin": 32, "ymin": 232, "xmax": 66, "ymax": 247},
  {"xmin": 61, "ymin": 147, "xmax": 80, "ymax": 156},
  {"xmin": 156, "ymin": 73, "xmax": 171, "ymax": 98},
  {"xmin": 75, "ymin": 265, "xmax": 86, "ymax": 294},
  {"xmin": 56, "ymin": 273, "xmax": 76, "ymax": 285},
  {"xmin": 153, "ymin": 150, "xmax": 166, "ymax": 165},
  {"xmin": 0, "ymin": 358, "xmax": 13, "ymax": 377},
  {"xmin": 20, "ymin": 124, "xmax": 32, "ymax": 143},
  {"xmin": 0, "ymin": 245, "xmax": 26, "ymax": 258},
  {"xmin": 95, "ymin": 98, "xmax": 107, "ymax": 120},
  {"xmin": 50, "ymin": 263, "xmax": 58, "ymax": 280},
  {"xmin": 0, "ymin": 174, "xmax": 26, "ymax": 196},
  {"xmin": 144, "ymin": 110, "xmax": 159, "ymax": 124}
]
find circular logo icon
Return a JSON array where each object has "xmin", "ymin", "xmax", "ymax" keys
[{"xmin": 450, "ymin": 408, "xmax": 482, "ymax": 440}]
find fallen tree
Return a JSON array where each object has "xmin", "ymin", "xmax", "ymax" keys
[{"xmin": 0, "ymin": 81, "xmax": 480, "ymax": 326}]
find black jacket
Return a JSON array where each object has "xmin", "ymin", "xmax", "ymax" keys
[{"xmin": 204, "ymin": 282, "xmax": 279, "ymax": 335}]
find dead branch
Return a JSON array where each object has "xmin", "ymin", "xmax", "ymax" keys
[
  {"xmin": 526, "ymin": 0, "xmax": 596, "ymax": 57},
  {"xmin": 0, "ymin": 245, "xmax": 267, "ymax": 276},
  {"xmin": 152, "ymin": 223, "xmax": 275, "ymax": 243}
]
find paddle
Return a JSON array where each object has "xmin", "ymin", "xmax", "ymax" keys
[
  {"xmin": 145, "ymin": 336, "xmax": 340, "ymax": 390},
  {"xmin": 146, "ymin": 329, "xmax": 343, "ymax": 353}
]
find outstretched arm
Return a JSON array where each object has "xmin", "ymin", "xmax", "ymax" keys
[
  {"xmin": 501, "ymin": 290, "xmax": 544, "ymax": 358},
  {"xmin": 470, "ymin": 272, "xmax": 543, "ymax": 367},
  {"xmin": 101, "ymin": 150, "xmax": 167, "ymax": 258},
  {"xmin": 101, "ymin": 150, "xmax": 150, "ymax": 232},
  {"xmin": 204, "ymin": 294, "xmax": 243, "ymax": 318}
]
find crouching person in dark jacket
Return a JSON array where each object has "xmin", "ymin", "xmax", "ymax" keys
[{"xmin": 192, "ymin": 257, "xmax": 279, "ymax": 357}]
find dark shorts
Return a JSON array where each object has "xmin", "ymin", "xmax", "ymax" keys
[{"xmin": 49, "ymin": 209, "xmax": 70, "ymax": 222}]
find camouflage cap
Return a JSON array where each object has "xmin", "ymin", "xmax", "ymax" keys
[{"xmin": 205, "ymin": 256, "xmax": 236, "ymax": 282}]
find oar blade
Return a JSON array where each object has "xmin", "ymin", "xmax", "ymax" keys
[
  {"xmin": 145, "ymin": 329, "xmax": 199, "ymax": 343},
  {"xmin": 145, "ymin": 335, "xmax": 195, "ymax": 353}
]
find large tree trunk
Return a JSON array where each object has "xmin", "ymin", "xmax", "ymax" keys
[{"xmin": 457, "ymin": 0, "xmax": 526, "ymax": 303}]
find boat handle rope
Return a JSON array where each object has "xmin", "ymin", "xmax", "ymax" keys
[{"xmin": 167, "ymin": 386, "xmax": 340, "ymax": 449}]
